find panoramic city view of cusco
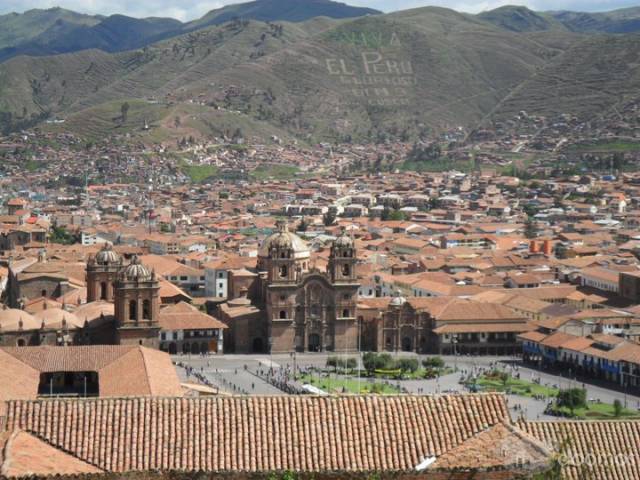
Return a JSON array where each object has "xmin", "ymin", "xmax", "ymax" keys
[{"xmin": 3, "ymin": 0, "xmax": 640, "ymax": 478}]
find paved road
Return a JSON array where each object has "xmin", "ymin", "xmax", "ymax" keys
[{"xmin": 174, "ymin": 353, "xmax": 640, "ymax": 421}]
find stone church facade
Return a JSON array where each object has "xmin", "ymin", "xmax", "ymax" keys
[{"xmin": 221, "ymin": 222, "xmax": 360, "ymax": 353}]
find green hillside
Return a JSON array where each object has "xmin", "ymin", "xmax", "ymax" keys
[
  {"xmin": 182, "ymin": 7, "xmax": 563, "ymax": 142},
  {"xmin": 488, "ymin": 33, "xmax": 640, "ymax": 123},
  {"xmin": 3, "ymin": 5, "xmax": 640, "ymax": 144}
]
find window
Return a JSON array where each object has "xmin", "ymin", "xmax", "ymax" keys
[
  {"xmin": 343, "ymin": 293, "xmax": 350, "ymax": 300},
  {"xmin": 218, "ymin": 272, "xmax": 224, "ymax": 278},
  {"xmin": 143, "ymin": 299, "xmax": 151, "ymax": 320},
  {"xmin": 180, "ymin": 276, "xmax": 188, "ymax": 281},
  {"xmin": 129, "ymin": 300, "xmax": 137, "ymax": 320},
  {"xmin": 279, "ymin": 310, "xmax": 287, "ymax": 319},
  {"xmin": 279, "ymin": 265, "xmax": 288, "ymax": 278},
  {"xmin": 100, "ymin": 282, "xmax": 108, "ymax": 300},
  {"xmin": 280, "ymin": 295, "xmax": 286, "ymax": 301},
  {"xmin": 342, "ymin": 264, "xmax": 350, "ymax": 276},
  {"xmin": 342, "ymin": 309, "xmax": 349, "ymax": 318}
]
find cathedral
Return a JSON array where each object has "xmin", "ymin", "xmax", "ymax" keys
[{"xmin": 220, "ymin": 221, "xmax": 360, "ymax": 353}]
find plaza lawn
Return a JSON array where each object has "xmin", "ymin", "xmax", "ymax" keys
[
  {"xmin": 300, "ymin": 373, "xmax": 401, "ymax": 394},
  {"xmin": 470, "ymin": 375, "xmax": 559, "ymax": 398},
  {"xmin": 551, "ymin": 401, "xmax": 640, "ymax": 420},
  {"xmin": 378, "ymin": 367, "xmax": 456, "ymax": 380}
]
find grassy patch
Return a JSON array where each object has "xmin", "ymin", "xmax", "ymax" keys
[
  {"xmin": 43, "ymin": 99, "xmax": 169, "ymax": 140},
  {"xmin": 551, "ymin": 401, "xmax": 640, "ymax": 420},
  {"xmin": 401, "ymin": 158, "xmax": 475, "ymax": 173},
  {"xmin": 370, "ymin": 367, "xmax": 455, "ymax": 380},
  {"xmin": 181, "ymin": 163, "xmax": 219, "ymax": 183},
  {"xmin": 24, "ymin": 159, "xmax": 40, "ymax": 172},
  {"xmin": 250, "ymin": 163, "xmax": 299, "ymax": 181},
  {"xmin": 299, "ymin": 373, "xmax": 401, "ymax": 394},
  {"xmin": 469, "ymin": 374, "xmax": 558, "ymax": 398},
  {"xmin": 566, "ymin": 140, "xmax": 640, "ymax": 153}
]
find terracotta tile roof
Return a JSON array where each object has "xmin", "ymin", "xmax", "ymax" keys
[
  {"xmin": 431, "ymin": 422, "xmax": 550, "ymax": 472},
  {"xmin": 0, "ymin": 429, "xmax": 102, "ymax": 477},
  {"xmin": 0, "ymin": 346, "xmax": 183, "ymax": 400},
  {"xmin": 159, "ymin": 301, "xmax": 228, "ymax": 331},
  {"xmin": 522, "ymin": 421, "xmax": 640, "ymax": 480},
  {"xmin": 588, "ymin": 333, "xmax": 626, "ymax": 346},
  {"xmin": 539, "ymin": 331, "xmax": 579, "ymax": 349},
  {"xmin": 580, "ymin": 267, "xmax": 620, "ymax": 284},
  {"xmin": 0, "ymin": 351, "xmax": 39, "ymax": 402},
  {"xmin": 559, "ymin": 336, "xmax": 595, "ymax": 352},
  {"xmin": 518, "ymin": 331, "xmax": 548, "ymax": 343},
  {"xmin": 444, "ymin": 302, "xmax": 522, "ymax": 321},
  {"xmin": 433, "ymin": 322, "xmax": 533, "ymax": 334},
  {"xmin": 2, "ymin": 394, "xmax": 510, "ymax": 473},
  {"xmin": 605, "ymin": 342, "xmax": 640, "ymax": 364}
]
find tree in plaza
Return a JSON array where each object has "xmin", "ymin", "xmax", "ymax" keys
[
  {"xmin": 556, "ymin": 388, "xmax": 587, "ymax": 416},
  {"xmin": 613, "ymin": 399, "xmax": 623, "ymax": 418}
]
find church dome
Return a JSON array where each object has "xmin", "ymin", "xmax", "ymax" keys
[
  {"xmin": 334, "ymin": 229, "xmax": 355, "ymax": 248},
  {"xmin": 390, "ymin": 290, "xmax": 407, "ymax": 307},
  {"xmin": 258, "ymin": 221, "xmax": 310, "ymax": 260},
  {"xmin": 122, "ymin": 256, "xmax": 153, "ymax": 282},
  {"xmin": 95, "ymin": 243, "xmax": 121, "ymax": 265}
]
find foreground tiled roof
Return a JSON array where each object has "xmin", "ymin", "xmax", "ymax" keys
[
  {"xmin": 522, "ymin": 420, "xmax": 640, "ymax": 480},
  {"xmin": 0, "ymin": 430, "xmax": 102, "ymax": 477},
  {"xmin": 431, "ymin": 422, "xmax": 550, "ymax": 472},
  {"xmin": 3, "ymin": 394, "xmax": 510, "ymax": 473},
  {"xmin": 0, "ymin": 346, "xmax": 183, "ymax": 400}
]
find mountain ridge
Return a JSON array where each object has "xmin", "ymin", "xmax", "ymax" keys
[{"xmin": 1, "ymin": 3, "xmax": 640, "ymax": 144}]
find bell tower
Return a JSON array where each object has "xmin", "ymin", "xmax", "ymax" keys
[
  {"xmin": 86, "ymin": 243, "xmax": 122, "ymax": 302},
  {"xmin": 114, "ymin": 255, "xmax": 160, "ymax": 348},
  {"xmin": 328, "ymin": 228, "xmax": 357, "ymax": 283},
  {"xmin": 265, "ymin": 221, "xmax": 298, "ymax": 284},
  {"xmin": 327, "ymin": 229, "xmax": 359, "ymax": 351}
]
